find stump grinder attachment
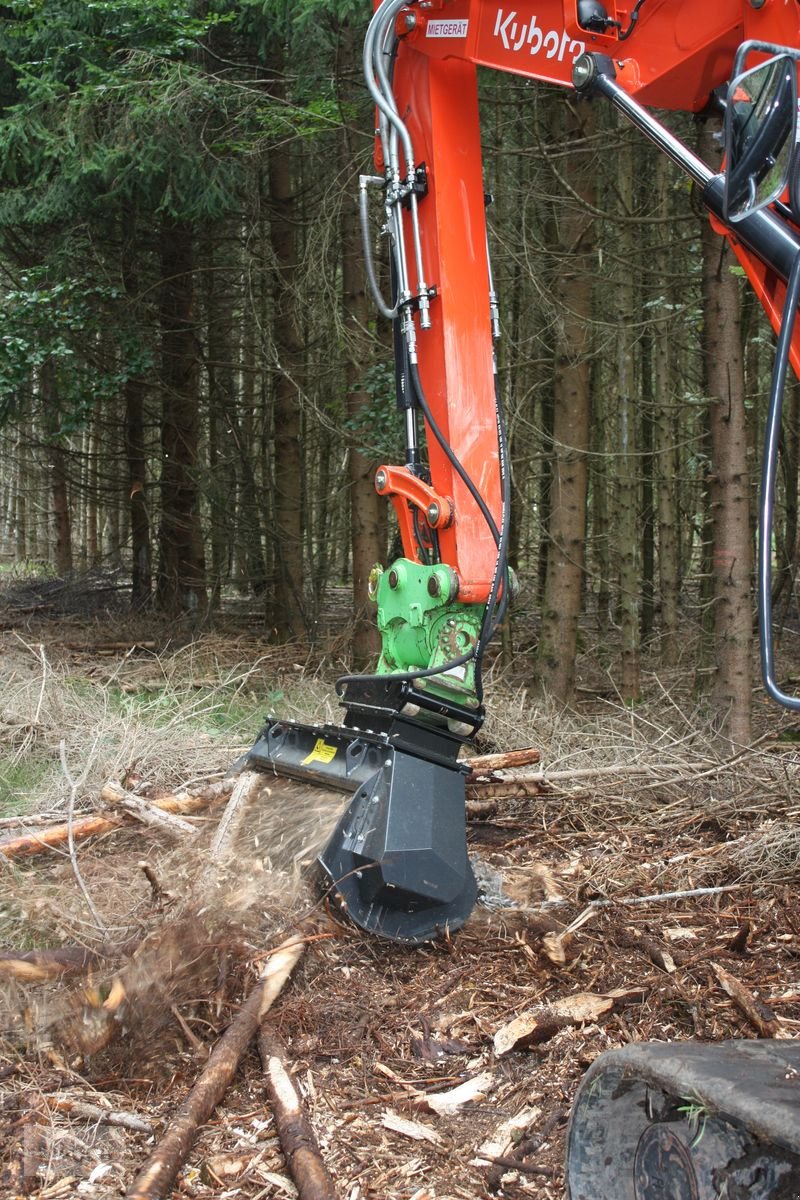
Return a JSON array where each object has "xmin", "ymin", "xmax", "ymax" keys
[{"xmin": 240, "ymin": 675, "xmax": 481, "ymax": 944}]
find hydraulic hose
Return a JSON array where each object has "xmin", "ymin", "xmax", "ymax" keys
[
  {"xmin": 358, "ymin": 178, "xmax": 398, "ymax": 320},
  {"xmin": 409, "ymin": 362, "xmax": 501, "ymax": 545},
  {"xmin": 758, "ymin": 250, "xmax": 800, "ymax": 711}
]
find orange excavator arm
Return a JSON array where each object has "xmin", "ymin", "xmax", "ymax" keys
[{"xmin": 371, "ymin": 0, "xmax": 800, "ymax": 605}]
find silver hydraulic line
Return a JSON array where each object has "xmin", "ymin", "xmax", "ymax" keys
[{"xmin": 361, "ymin": 0, "xmax": 432, "ymax": 348}]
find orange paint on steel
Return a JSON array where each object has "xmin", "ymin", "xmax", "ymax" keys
[{"xmin": 388, "ymin": 40, "xmax": 502, "ymax": 601}]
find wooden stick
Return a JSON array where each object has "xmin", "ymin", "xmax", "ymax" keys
[
  {"xmin": 258, "ymin": 1027, "xmax": 338, "ymax": 1200},
  {"xmin": 587, "ymin": 884, "xmax": 743, "ymax": 909},
  {"xmin": 465, "ymin": 748, "xmax": 541, "ymax": 775},
  {"xmin": 102, "ymin": 784, "xmax": 199, "ymax": 839},
  {"xmin": 207, "ymin": 770, "xmax": 263, "ymax": 862},
  {"xmin": 711, "ymin": 962, "xmax": 787, "ymax": 1038},
  {"xmin": 125, "ymin": 927, "xmax": 310, "ymax": 1200},
  {"xmin": 466, "ymin": 779, "xmax": 544, "ymax": 801},
  {"xmin": 0, "ymin": 781, "xmax": 232, "ymax": 861},
  {"xmin": 45, "ymin": 1094, "xmax": 153, "ymax": 1134}
]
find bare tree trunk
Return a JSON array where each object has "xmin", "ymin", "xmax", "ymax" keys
[
  {"xmin": 615, "ymin": 130, "xmax": 641, "ymax": 703},
  {"xmin": 156, "ymin": 219, "xmax": 207, "ymax": 618},
  {"xmin": 40, "ymin": 358, "xmax": 72, "ymax": 575},
  {"xmin": 120, "ymin": 235, "xmax": 150, "ymax": 600},
  {"xmin": 652, "ymin": 156, "xmax": 682, "ymax": 666},
  {"xmin": 537, "ymin": 100, "xmax": 595, "ymax": 704},
  {"xmin": 266, "ymin": 62, "xmax": 306, "ymax": 641},
  {"xmin": 125, "ymin": 372, "xmax": 151, "ymax": 610},
  {"xmin": 203, "ymin": 232, "xmax": 237, "ymax": 610},
  {"xmin": 699, "ymin": 120, "xmax": 752, "ymax": 745},
  {"xmin": 338, "ymin": 23, "xmax": 382, "ymax": 668},
  {"xmin": 236, "ymin": 308, "xmax": 267, "ymax": 595}
]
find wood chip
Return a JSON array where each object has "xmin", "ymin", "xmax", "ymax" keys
[
  {"xmin": 550, "ymin": 993, "xmax": 615, "ymax": 1023},
  {"xmin": 423, "ymin": 1070, "xmax": 494, "ymax": 1115},
  {"xmin": 711, "ymin": 962, "xmax": 791, "ymax": 1038},
  {"xmin": 472, "ymin": 1105, "xmax": 541, "ymax": 1166},
  {"xmin": 382, "ymin": 1110, "xmax": 444, "ymax": 1145},
  {"xmin": 494, "ymin": 994, "xmax": 614, "ymax": 1056}
]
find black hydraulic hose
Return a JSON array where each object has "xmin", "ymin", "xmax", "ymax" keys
[
  {"xmin": 759, "ymin": 249, "xmax": 800, "ymax": 711},
  {"xmin": 617, "ymin": 0, "xmax": 647, "ymax": 41},
  {"xmin": 476, "ymin": 379, "xmax": 512, "ymax": 657},
  {"xmin": 409, "ymin": 362, "xmax": 501, "ymax": 545}
]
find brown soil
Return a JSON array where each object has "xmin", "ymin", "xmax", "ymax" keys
[{"xmin": 2, "ymin": 607, "xmax": 800, "ymax": 1199}]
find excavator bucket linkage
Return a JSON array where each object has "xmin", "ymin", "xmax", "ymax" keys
[{"xmin": 240, "ymin": 677, "xmax": 480, "ymax": 944}]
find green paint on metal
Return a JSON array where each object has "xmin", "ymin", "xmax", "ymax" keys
[{"xmin": 371, "ymin": 558, "xmax": 484, "ymax": 708}]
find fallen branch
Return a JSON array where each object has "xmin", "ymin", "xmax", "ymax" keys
[
  {"xmin": 711, "ymin": 962, "xmax": 788, "ymax": 1038},
  {"xmin": 258, "ymin": 1027, "xmax": 338, "ymax": 1200},
  {"xmin": 0, "ymin": 780, "xmax": 232, "ymax": 861},
  {"xmin": 586, "ymin": 884, "xmax": 743, "ymax": 909},
  {"xmin": 125, "ymin": 925, "xmax": 312, "ymax": 1200},
  {"xmin": 102, "ymin": 784, "xmax": 199, "ymax": 840},
  {"xmin": 45, "ymin": 1094, "xmax": 153, "ymax": 1134},
  {"xmin": 465, "ymin": 748, "xmax": 541, "ymax": 775}
]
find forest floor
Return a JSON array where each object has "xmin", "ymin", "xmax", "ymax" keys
[{"xmin": 2, "ymin": 573, "xmax": 800, "ymax": 1199}]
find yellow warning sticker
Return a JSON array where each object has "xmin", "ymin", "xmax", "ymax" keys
[{"xmin": 301, "ymin": 738, "xmax": 338, "ymax": 766}]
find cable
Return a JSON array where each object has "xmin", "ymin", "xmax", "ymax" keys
[
  {"xmin": 618, "ymin": 0, "xmax": 648, "ymax": 41},
  {"xmin": 758, "ymin": 249, "xmax": 800, "ymax": 710},
  {"xmin": 409, "ymin": 362, "xmax": 500, "ymax": 545}
]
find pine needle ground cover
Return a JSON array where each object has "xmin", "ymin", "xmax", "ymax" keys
[{"xmin": 2, "ymin": 605, "xmax": 800, "ymax": 1198}]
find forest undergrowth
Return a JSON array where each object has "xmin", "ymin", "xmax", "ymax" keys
[{"xmin": 2, "ymin": 591, "xmax": 800, "ymax": 1198}]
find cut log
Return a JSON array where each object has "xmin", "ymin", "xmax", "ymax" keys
[
  {"xmin": 102, "ymin": 784, "xmax": 199, "ymax": 839},
  {"xmin": 125, "ymin": 926, "xmax": 312, "ymax": 1200},
  {"xmin": 0, "ymin": 781, "xmax": 232, "ymax": 861},
  {"xmin": 466, "ymin": 779, "xmax": 544, "ymax": 801},
  {"xmin": 258, "ymin": 1027, "xmax": 338, "ymax": 1200},
  {"xmin": 465, "ymin": 799, "xmax": 498, "ymax": 822},
  {"xmin": 465, "ymin": 748, "xmax": 541, "ymax": 775}
]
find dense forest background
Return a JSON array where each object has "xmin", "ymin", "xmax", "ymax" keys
[{"xmin": 0, "ymin": 1, "xmax": 789, "ymax": 744}]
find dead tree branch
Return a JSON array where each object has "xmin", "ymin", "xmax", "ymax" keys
[
  {"xmin": 258, "ymin": 1027, "xmax": 338, "ymax": 1200},
  {"xmin": 125, "ymin": 926, "xmax": 312, "ymax": 1200}
]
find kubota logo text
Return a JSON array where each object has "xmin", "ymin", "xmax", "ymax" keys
[{"xmin": 493, "ymin": 9, "xmax": 585, "ymax": 61}]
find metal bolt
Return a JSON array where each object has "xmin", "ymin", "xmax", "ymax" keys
[
  {"xmin": 428, "ymin": 574, "xmax": 441, "ymax": 597},
  {"xmin": 427, "ymin": 502, "xmax": 440, "ymax": 526},
  {"xmin": 375, "ymin": 469, "xmax": 387, "ymax": 490},
  {"xmin": 750, "ymin": 0, "xmax": 766, "ymax": 7},
  {"xmin": 388, "ymin": 568, "xmax": 399, "ymax": 589},
  {"xmin": 403, "ymin": 10, "xmax": 417, "ymax": 28}
]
